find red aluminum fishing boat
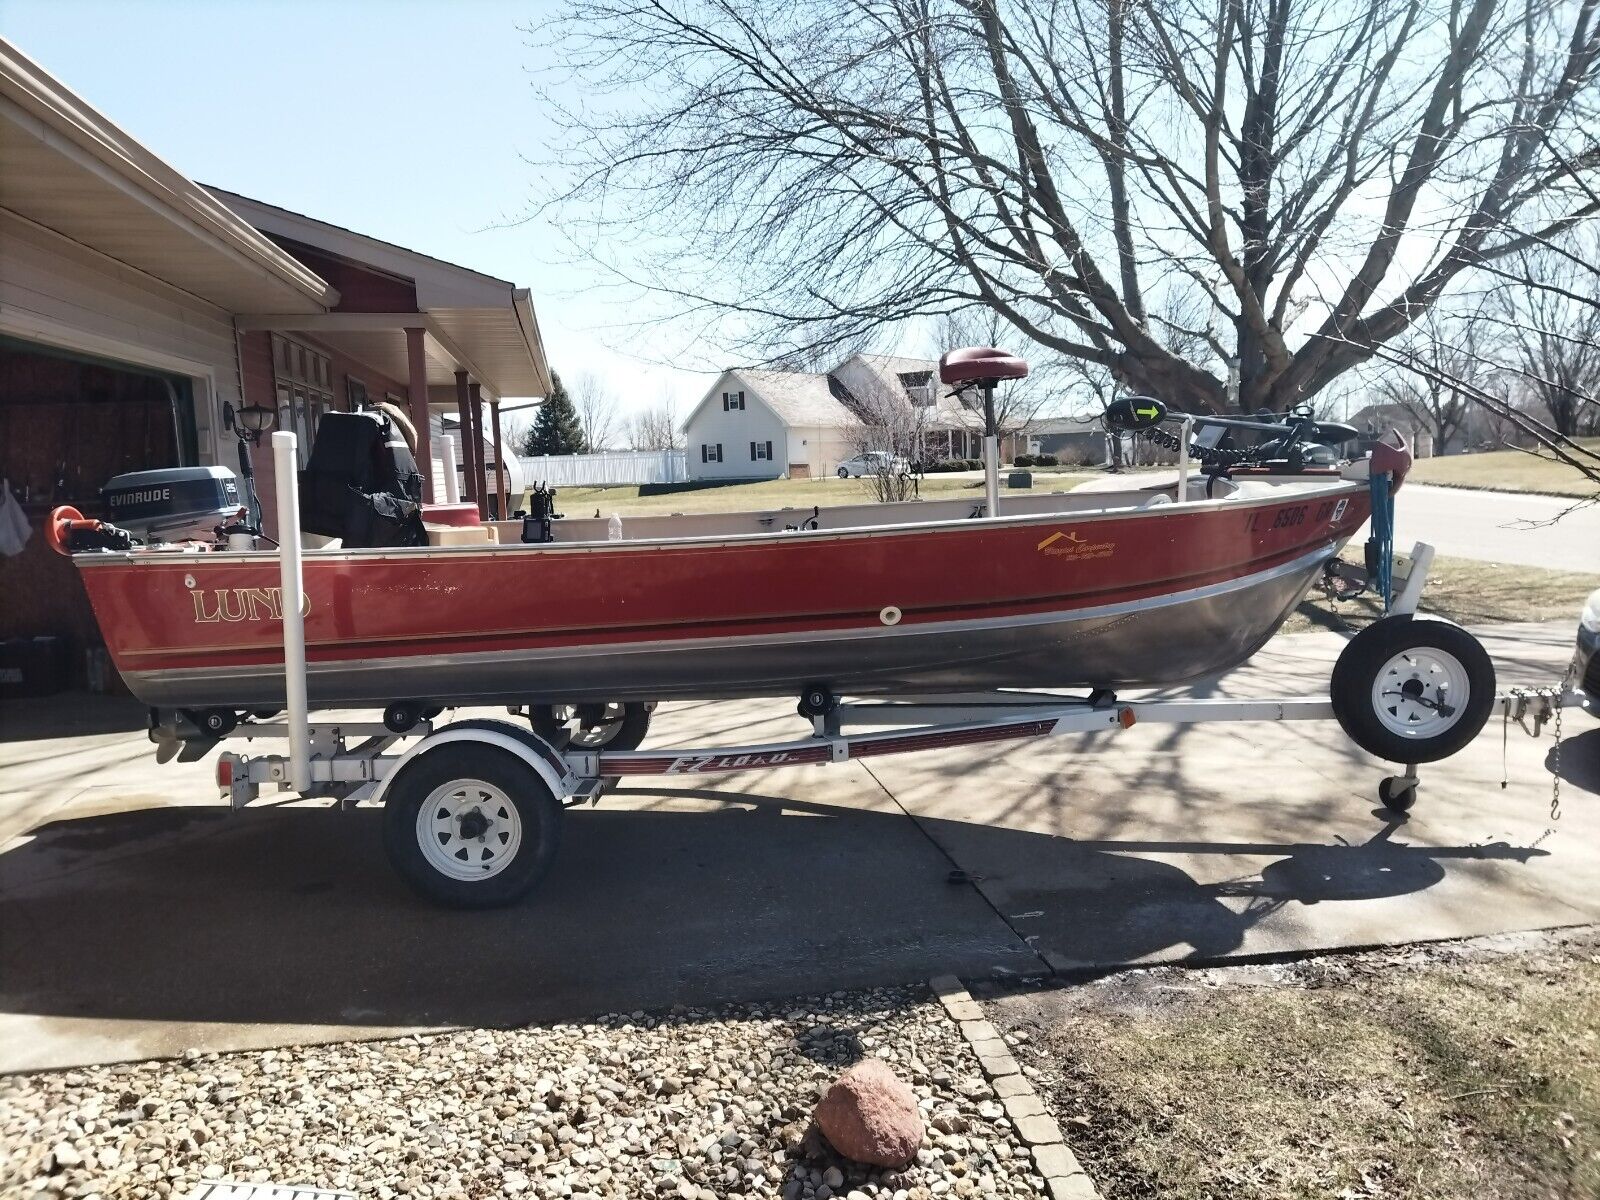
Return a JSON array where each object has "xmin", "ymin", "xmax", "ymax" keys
[
  {"xmin": 45, "ymin": 348, "xmax": 1392, "ymax": 722},
  {"xmin": 61, "ymin": 474, "xmax": 1371, "ymax": 712}
]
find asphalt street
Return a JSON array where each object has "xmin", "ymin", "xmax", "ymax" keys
[{"xmin": 1393, "ymin": 484, "xmax": 1599, "ymax": 573}]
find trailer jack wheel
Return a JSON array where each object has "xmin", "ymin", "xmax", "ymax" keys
[{"xmin": 1378, "ymin": 775, "xmax": 1418, "ymax": 814}]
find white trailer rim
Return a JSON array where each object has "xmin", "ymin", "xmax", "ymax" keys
[
  {"xmin": 1370, "ymin": 646, "xmax": 1470, "ymax": 740},
  {"xmin": 416, "ymin": 777, "xmax": 524, "ymax": 881}
]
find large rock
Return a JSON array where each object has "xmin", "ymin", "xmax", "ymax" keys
[{"xmin": 812, "ymin": 1059, "xmax": 924, "ymax": 1167}]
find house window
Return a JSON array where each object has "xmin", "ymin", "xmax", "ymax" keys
[
  {"xmin": 722, "ymin": 391, "xmax": 745, "ymax": 411},
  {"xmin": 900, "ymin": 371, "xmax": 934, "ymax": 406},
  {"xmin": 271, "ymin": 334, "xmax": 334, "ymax": 467},
  {"xmin": 347, "ymin": 376, "xmax": 369, "ymax": 410},
  {"xmin": 701, "ymin": 443, "xmax": 723, "ymax": 463},
  {"xmin": 750, "ymin": 440, "xmax": 773, "ymax": 461}
]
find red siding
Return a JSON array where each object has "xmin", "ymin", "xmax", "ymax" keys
[
  {"xmin": 242, "ymin": 331, "xmax": 410, "ymax": 538},
  {"xmin": 266, "ymin": 234, "xmax": 418, "ymax": 313}
]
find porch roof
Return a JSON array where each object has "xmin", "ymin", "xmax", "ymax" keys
[
  {"xmin": 0, "ymin": 38, "xmax": 335, "ymax": 315},
  {"xmin": 210, "ymin": 188, "xmax": 551, "ymax": 402}
]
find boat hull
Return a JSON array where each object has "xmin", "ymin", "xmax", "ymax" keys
[{"xmin": 74, "ymin": 483, "xmax": 1370, "ymax": 708}]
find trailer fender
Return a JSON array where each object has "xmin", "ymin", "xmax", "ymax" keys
[{"xmin": 369, "ymin": 718, "xmax": 578, "ymax": 809}]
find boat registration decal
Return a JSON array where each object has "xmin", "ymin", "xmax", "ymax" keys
[
  {"xmin": 1247, "ymin": 496, "xmax": 1352, "ymax": 533},
  {"xmin": 1036, "ymin": 530, "xmax": 1116, "ymax": 560}
]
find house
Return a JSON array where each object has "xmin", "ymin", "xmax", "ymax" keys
[
  {"xmin": 0, "ymin": 37, "xmax": 549, "ymax": 686},
  {"xmin": 681, "ymin": 369, "xmax": 859, "ymax": 480},
  {"xmin": 1025, "ymin": 415, "xmax": 1111, "ymax": 464},
  {"xmin": 681, "ymin": 352, "xmax": 1037, "ymax": 480}
]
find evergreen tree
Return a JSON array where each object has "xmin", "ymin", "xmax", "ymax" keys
[{"xmin": 520, "ymin": 372, "xmax": 588, "ymax": 456}]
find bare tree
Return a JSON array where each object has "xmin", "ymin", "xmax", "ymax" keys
[
  {"xmin": 1372, "ymin": 309, "xmax": 1495, "ymax": 452},
  {"xmin": 625, "ymin": 391, "xmax": 684, "ymax": 451},
  {"xmin": 541, "ymin": 0, "xmax": 1600, "ymax": 414},
  {"xmin": 573, "ymin": 372, "xmax": 623, "ymax": 450},
  {"xmin": 1499, "ymin": 243, "xmax": 1600, "ymax": 437},
  {"xmin": 840, "ymin": 374, "xmax": 930, "ymax": 500}
]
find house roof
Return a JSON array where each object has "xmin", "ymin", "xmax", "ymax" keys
[
  {"xmin": 684, "ymin": 368, "xmax": 859, "ymax": 430},
  {"xmin": 735, "ymin": 369, "xmax": 859, "ymax": 427},
  {"xmin": 0, "ymin": 37, "xmax": 335, "ymax": 314},
  {"xmin": 211, "ymin": 187, "xmax": 552, "ymax": 401}
]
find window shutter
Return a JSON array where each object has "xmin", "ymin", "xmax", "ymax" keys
[
  {"xmin": 765, "ymin": 440, "xmax": 773, "ymax": 460},
  {"xmin": 737, "ymin": 391, "xmax": 745, "ymax": 408},
  {"xmin": 721, "ymin": 392, "xmax": 729, "ymax": 411},
  {"xmin": 701, "ymin": 444, "xmax": 707, "ymax": 463},
  {"xmin": 716, "ymin": 443, "xmax": 723, "ymax": 462},
  {"xmin": 750, "ymin": 441, "xmax": 757, "ymax": 460}
]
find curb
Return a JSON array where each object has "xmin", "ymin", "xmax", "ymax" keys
[{"xmin": 929, "ymin": 976, "xmax": 1100, "ymax": 1200}]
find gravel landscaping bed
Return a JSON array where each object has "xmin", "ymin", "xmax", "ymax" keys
[{"xmin": 2, "ymin": 986, "xmax": 1050, "ymax": 1200}]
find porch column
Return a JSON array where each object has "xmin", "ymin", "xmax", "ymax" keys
[
  {"xmin": 491, "ymin": 399, "xmax": 507, "ymax": 518},
  {"xmin": 454, "ymin": 370, "xmax": 476, "ymax": 505},
  {"xmin": 405, "ymin": 326, "xmax": 434, "ymax": 503},
  {"xmin": 468, "ymin": 381, "xmax": 490, "ymax": 519}
]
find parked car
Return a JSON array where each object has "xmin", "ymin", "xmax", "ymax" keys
[
  {"xmin": 1576, "ymin": 586, "xmax": 1600, "ymax": 717},
  {"xmin": 836, "ymin": 451, "xmax": 908, "ymax": 478}
]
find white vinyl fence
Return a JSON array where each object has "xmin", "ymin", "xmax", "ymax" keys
[{"xmin": 517, "ymin": 449, "xmax": 689, "ymax": 488}]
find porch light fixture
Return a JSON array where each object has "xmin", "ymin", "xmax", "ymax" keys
[{"xmin": 236, "ymin": 401, "xmax": 277, "ymax": 442}]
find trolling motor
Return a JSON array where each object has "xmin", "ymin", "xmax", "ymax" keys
[
  {"xmin": 1102, "ymin": 396, "xmax": 1359, "ymax": 475},
  {"xmin": 521, "ymin": 483, "xmax": 563, "ymax": 544}
]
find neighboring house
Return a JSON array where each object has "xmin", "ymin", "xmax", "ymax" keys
[
  {"xmin": 683, "ymin": 352, "xmax": 1039, "ymax": 480},
  {"xmin": 1025, "ymin": 415, "xmax": 1111, "ymax": 464},
  {"xmin": 0, "ymin": 37, "xmax": 549, "ymax": 684},
  {"xmin": 681, "ymin": 369, "xmax": 859, "ymax": 480},
  {"xmin": 1347, "ymin": 402, "xmax": 1441, "ymax": 457}
]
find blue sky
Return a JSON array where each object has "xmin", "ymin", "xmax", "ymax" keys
[{"xmin": 0, "ymin": 0, "xmax": 714, "ymax": 423}]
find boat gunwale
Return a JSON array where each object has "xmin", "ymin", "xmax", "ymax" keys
[{"xmin": 71, "ymin": 477, "xmax": 1366, "ymax": 567}]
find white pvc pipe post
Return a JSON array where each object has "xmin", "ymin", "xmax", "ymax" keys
[
  {"xmin": 271, "ymin": 431, "xmax": 312, "ymax": 792},
  {"xmin": 1177, "ymin": 415, "xmax": 1194, "ymax": 501},
  {"xmin": 440, "ymin": 434, "xmax": 461, "ymax": 503},
  {"xmin": 983, "ymin": 436, "xmax": 1001, "ymax": 517}
]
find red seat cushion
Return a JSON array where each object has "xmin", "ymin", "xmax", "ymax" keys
[{"xmin": 939, "ymin": 346, "xmax": 1030, "ymax": 386}]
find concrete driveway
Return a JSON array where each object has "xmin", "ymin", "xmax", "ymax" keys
[{"xmin": 2, "ymin": 620, "xmax": 1595, "ymax": 1072}]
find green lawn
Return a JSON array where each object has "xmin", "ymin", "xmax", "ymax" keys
[
  {"xmin": 1282, "ymin": 549, "xmax": 1594, "ymax": 635},
  {"xmin": 1409, "ymin": 439, "xmax": 1599, "ymax": 498},
  {"xmin": 551, "ymin": 472, "xmax": 1094, "ymax": 516}
]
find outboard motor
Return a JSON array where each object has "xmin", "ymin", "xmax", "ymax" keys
[{"xmin": 102, "ymin": 466, "xmax": 242, "ymax": 544}]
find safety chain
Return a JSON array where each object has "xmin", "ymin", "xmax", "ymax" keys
[{"xmin": 1500, "ymin": 669, "xmax": 1573, "ymax": 822}]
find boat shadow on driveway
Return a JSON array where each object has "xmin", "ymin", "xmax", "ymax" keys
[{"xmin": 0, "ymin": 791, "xmax": 1551, "ymax": 1042}]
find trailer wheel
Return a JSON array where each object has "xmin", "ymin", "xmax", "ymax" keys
[
  {"xmin": 1331, "ymin": 616, "xmax": 1495, "ymax": 764},
  {"xmin": 526, "ymin": 702, "xmax": 650, "ymax": 751},
  {"xmin": 382, "ymin": 745, "xmax": 562, "ymax": 908}
]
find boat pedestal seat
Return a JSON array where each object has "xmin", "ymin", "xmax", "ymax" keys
[{"xmin": 938, "ymin": 346, "xmax": 1030, "ymax": 387}]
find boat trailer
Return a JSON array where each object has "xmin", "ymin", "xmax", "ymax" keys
[{"xmin": 203, "ymin": 432, "xmax": 1575, "ymax": 907}]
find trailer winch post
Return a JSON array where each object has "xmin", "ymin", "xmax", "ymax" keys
[{"xmin": 271, "ymin": 430, "xmax": 312, "ymax": 792}]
